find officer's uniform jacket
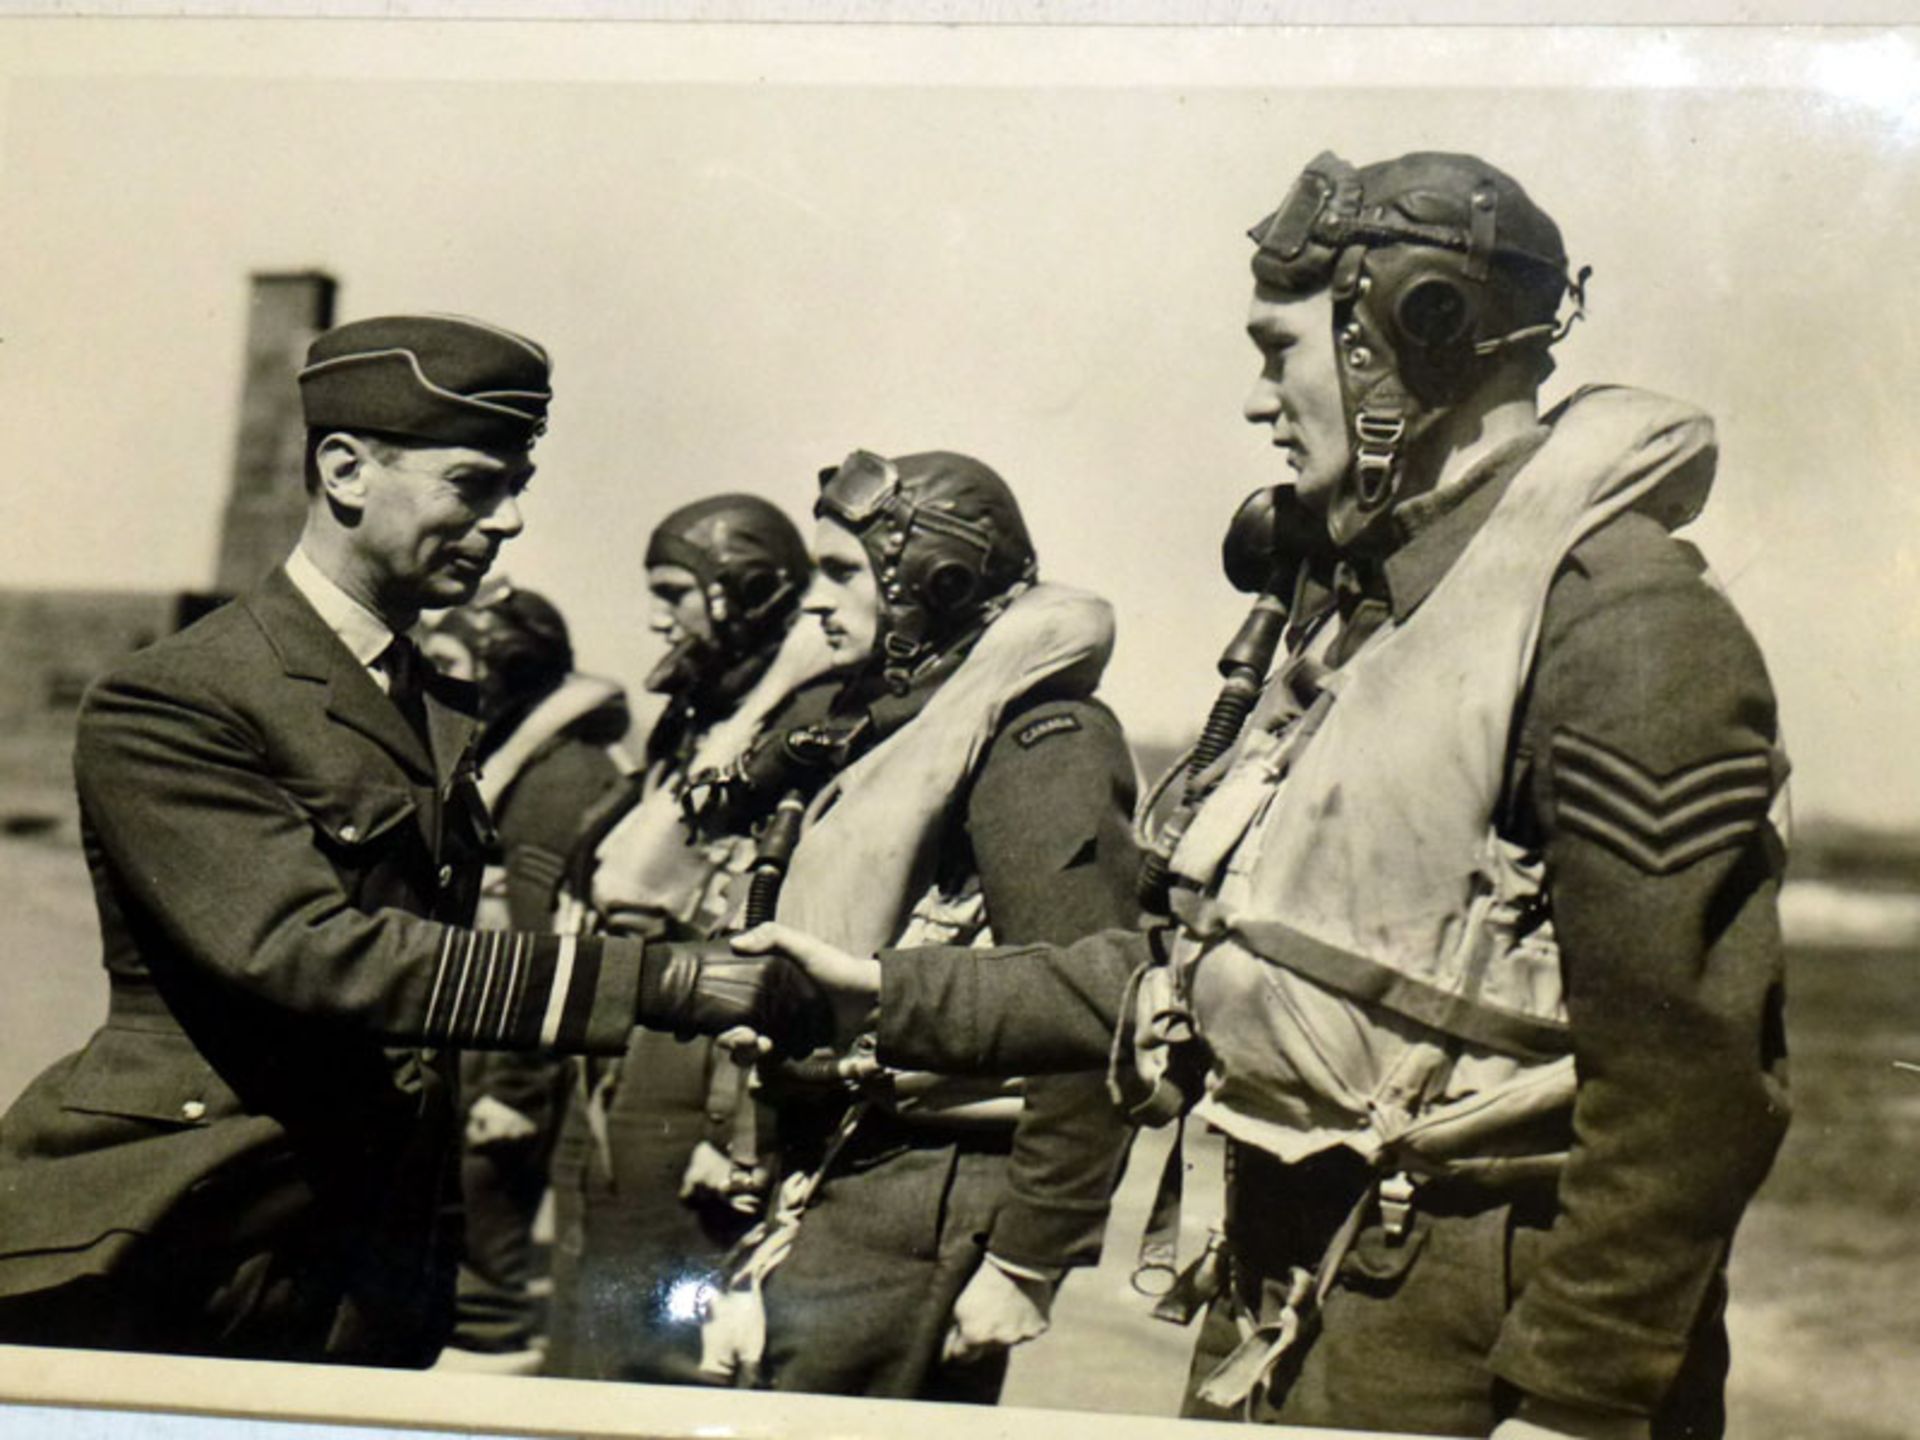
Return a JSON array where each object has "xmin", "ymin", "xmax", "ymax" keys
[{"xmin": 0, "ymin": 567, "xmax": 642, "ymax": 1364}]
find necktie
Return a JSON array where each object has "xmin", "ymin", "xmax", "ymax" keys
[{"xmin": 381, "ymin": 634, "xmax": 432, "ymax": 748}]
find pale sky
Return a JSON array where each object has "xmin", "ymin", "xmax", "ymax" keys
[{"xmin": 2, "ymin": 24, "xmax": 1916, "ymax": 827}]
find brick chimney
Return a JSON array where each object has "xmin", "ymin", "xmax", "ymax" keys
[{"xmin": 213, "ymin": 272, "xmax": 337, "ymax": 594}]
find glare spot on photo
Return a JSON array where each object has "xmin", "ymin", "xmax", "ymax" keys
[{"xmin": 665, "ymin": 1274, "xmax": 717, "ymax": 1324}]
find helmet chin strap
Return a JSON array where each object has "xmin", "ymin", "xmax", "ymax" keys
[
  {"xmin": 876, "ymin": 613, "xmax": 933, "ymax": 695},
  {"xmin": 1328, "ymin": 398, "xmax": 1451, "ymax": 551},
  {"xmin": 859, "ymin": 522, "xmax": 930, "ymax": 695},
  {"xmin": 1328, "ymin": 261, "xmax": 1442, "ymax": 550},
  {"xmin": 869, "ymin": 579, "xmax": 1025, "ymax": 696}
]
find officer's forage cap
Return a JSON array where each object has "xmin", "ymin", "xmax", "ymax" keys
[
  {"xmin": 1250, "ymin": 151, "xmax": 1569, "ymax": 313},
  {"xmin": 300, "ymin": 313, "xmax": 553, "ymax": 452}
]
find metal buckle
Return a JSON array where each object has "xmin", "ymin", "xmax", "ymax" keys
[
  {"xmin": 1378, "ymin": 1171, "xmax": 1418, "ymax": 1242},
  {"xmin": 1355, "ymin": 412, "xmax": 1406, "ymax": 449},
  {"xmin": 1353, "ymin": 412, "xmax": 1404, "ymax": 509}
]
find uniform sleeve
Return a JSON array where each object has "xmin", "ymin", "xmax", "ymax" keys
[
  {"xmin": 966, "ymin": 698, "xmax": 1142, "ymax": 1271},
  {"xmin": 875, "ymin": 929, "xmax": 1146, "ymax": 1076},
  {"xmin": 1488, "ymin": 517, "xmax": 1792, "ymax": 1416},
  {"xmin": 77, "ymin": 665, "xmax": 642, "ymax": 1056},
  {"xmin": 496, "ymin": 737, "xmax": 624, "ymax": 930},
  {"xmin": 471, "ymin": 737, "xmax": 626, "ymax": 1112}
]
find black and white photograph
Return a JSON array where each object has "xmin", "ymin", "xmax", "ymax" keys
[{"xmin": 0, "ymin": 14, "xmax": 1915, "ymax": 1440}]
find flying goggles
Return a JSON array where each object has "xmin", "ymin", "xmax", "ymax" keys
[
  {"xmin": 816, "ymin": 450, "xmax": 998, "ymax": 559},
  {"xmin": 1249, "ymin": 150, "xmax": 1589, "ymax": 358}
]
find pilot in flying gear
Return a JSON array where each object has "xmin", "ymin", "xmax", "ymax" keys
[
  {"xmin": 541, "ymin": 492, "xmax": 829, "ymax": 1384},
  {"xmin": 742, "ymin": 153, "xmax": 1791, "ymax": 1440},
  {"xmin": 695, "ymin": 450, "xmax": 1139, "ymax": 1404}
]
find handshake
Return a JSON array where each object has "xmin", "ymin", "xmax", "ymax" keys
[{"xmin": 635, "ymin": 924, "xmax": 883, "ymax": 1058}]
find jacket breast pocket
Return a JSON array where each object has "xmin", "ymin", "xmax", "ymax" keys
[
  {"xmin": 284, "ymin": 780, "xmax": 420, "ymax": 856},
  {"xmin": 61, "ymin": 1026, "xmax": 235, "ymax": 1129},
  {"xmin": 283, "ymin": 780, "xmax": 426, "ymax": 913}
]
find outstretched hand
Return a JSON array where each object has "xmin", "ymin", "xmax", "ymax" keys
[
  {"xmin": 637, "ymin": 940, "xmax": 836, "ymax": 1059},
  {"xmin": 730, "ymin": 922, "xmax": 882, "ymax": 997},
  {"xmin": 730, "ymin": 922, "xmax": 881, "ymax": 1044}
]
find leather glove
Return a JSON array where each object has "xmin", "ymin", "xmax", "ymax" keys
[{"xmin": 636, "ymin": 941, "xmax": 834, "ymax": 1059}]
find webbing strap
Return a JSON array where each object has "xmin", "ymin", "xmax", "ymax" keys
[
  {"xmin": 1192, "ymin": 1173, "xmax": 1380, "ymax": 1414},
  {"xmin": 1194, "ymin": 1267, "xmax": 1316, "ymax": 1416},
  {"xmin": 1131, "ymin": 1116, "xmax": 1187, "ymax": 1298},
  {"xmin": 1151, "ymin": 1227, "xmax": 1229, "ymax": 1328},
  {"xmin": 1229, "ymin": 918, "xmax": 1570, "ymax": 1061},
  {"xmin": 696, "ymin": 1101, "xmax": 870, "ymax": 1387}
]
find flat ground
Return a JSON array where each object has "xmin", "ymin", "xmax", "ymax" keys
[{"xmin": 1, "ymin": 830, "xmax": 1915, "ymax": 1435}]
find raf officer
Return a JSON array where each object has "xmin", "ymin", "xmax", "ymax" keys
[
  {"xmin": 746, "ymin": 154, "xmax": 1791, "ymax": 1440},
  {"xmin": 0, "ymin": 314, "xmax": 821, "ymax": 1366}
]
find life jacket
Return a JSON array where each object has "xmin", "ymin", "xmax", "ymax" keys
[
  {"xmin": 1165, "ymin": 385, "xmax": 1720, "ymax": 1174},
  {"xmin": 776, "ymin": 581, "xmax": 1115, "ymax": 1124},
  {"xmin": 584, "ymin": 621, "xmax": 838, "ymax": 938},
  {"xmin": 565, "ymin": 622, "xmax": 842, "ymax": 1217}
]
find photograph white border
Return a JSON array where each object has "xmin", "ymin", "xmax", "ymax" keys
[{"xmin": 2, "ymin": 11, "xmax": 1913, "ymax": 1440}]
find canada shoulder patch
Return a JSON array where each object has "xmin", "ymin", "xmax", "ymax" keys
[
  {"xmin": 1550, "ymin": 727, "xmax": 1774, "ymax": 875},
  {"xmin": 1017, "ymin": 712, "xmax": 1082, "ymax": 749}
]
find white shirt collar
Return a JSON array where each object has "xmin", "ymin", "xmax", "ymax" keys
[{"xmin": 284, "ymin": 544, "xmax": 398, "ymax": 673}]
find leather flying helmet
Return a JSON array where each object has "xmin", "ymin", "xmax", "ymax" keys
[
  {"xmin": 1249, "ymin": 150, "xmax": 1589, "ymax": 546},
  {"xmin": 645, "ymin": 493, "xmax": 811, "ymax": 692},
  {"xmin": 815, "ymin": 449, "xmax": 1038, "ymax": 690}
]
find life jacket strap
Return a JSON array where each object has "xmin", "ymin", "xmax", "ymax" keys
[
  {"xmin": 1228, "ymin": 917, "xmax": 1571, "ymax": 1062},
  {"xmin": 1192, "ymin": 1173, "xmax": 1376, "ymax": 1415},
  {"xmin": 696, "ymin": 1100, "xmax": 871, "ymax": 1387},
  {"xmin": 1129, "ymin": 1114, "xmax": 1190, "ymax": 1302}
]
